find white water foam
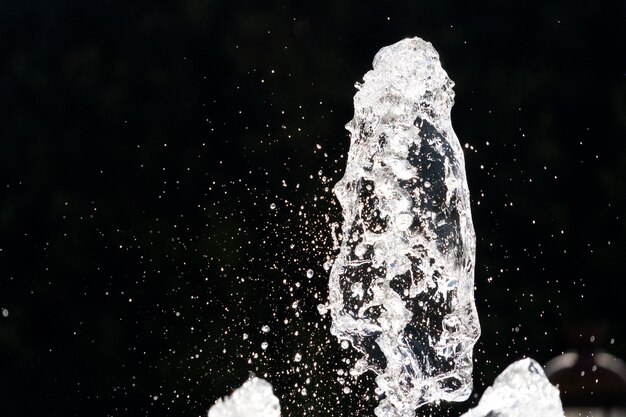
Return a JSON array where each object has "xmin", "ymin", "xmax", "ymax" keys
[
  {"xmin": 208, "ymin": 377, "xmax": 281, "ymax": 417},
  {"xmin": 461, "ymin": 358, "xmax": 565, "ymax": 417}
]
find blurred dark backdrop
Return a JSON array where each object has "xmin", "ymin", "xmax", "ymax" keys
[{"xmin": 1, "ymin": 1, "xmax": 625, "ymax": 416}]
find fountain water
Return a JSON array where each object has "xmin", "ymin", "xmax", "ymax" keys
[
  {"xmin": 207, "ymin": 37, "xmax": 565, "ymax": 417},
  {"xmin": 461, "ymin": 358, "xmax": 564, "ymax": 417},
  {"xmin": 326, "ymin": 37, "xmax": 480, "ymax": 417},
  {"xmin": 207, "ymin": 377, "xmax": 280, "ymax": 417}
]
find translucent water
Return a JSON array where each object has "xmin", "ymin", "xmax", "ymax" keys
[
  {"xmin": 327, "ymin": 37, "xmax": 480, "ymax": 417},
  {"xmin": 206, "ymin": 38, "xmax": 566, "ymax": 417},
  {"xmin": 461, "ymin": 358, "xmax": 565, "ymax": 417},
  {"xmin": 208, "ymin": 377, "xmax": 281, "ymax": 417}
]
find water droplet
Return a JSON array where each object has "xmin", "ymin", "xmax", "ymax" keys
[
  {"xmin": 2, "ymin": 308, "xmax": 8, "ymax": 318},
  {"xmin": 261, "ymin": 342, "xmax": 268, "ymax": 350},
  {"xmin": 306, "ymin": 269, "xmax": 314, "ymax": 278},
  {"xmin": 270, "ymin": 203, "xmax": 276, "ymax": 210}
]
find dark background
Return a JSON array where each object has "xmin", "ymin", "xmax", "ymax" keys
[{"xmin": 1, "ymin": 1, "xmax": 625, "ymax": 416}]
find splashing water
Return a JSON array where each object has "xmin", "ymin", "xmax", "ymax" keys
[
  {"xmin": 327, "ymin": 37, "xmax": 480, "ymax": 417},
  {"xmin": 205, "ymin": 37, "xmax": 566, "ymax": 417},
  {"xmin": 461, "ymin": 358, "xmax": 565, "ymax": 417},
  {"xmin": 208, "ymin": 377, "xmax": 281, "ymax": 417}
]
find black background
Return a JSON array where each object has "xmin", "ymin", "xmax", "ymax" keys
[{"xmin": 1, "ymin": 1, "xmax": 625, "ymax": 416}]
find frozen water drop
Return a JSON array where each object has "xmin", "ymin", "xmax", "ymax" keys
[
  {"xmin": 261, "ymin": 342, "xmax": 268, "ymax": 350},
  {"xmin": 2, "ymin": 308, "xmax": 8, "ymax": 318},
  {"xmin": 293, "ymin": 352, "xmax": 302, "ymax": 362},
  {"xmin": 261, "ymin": 325, "xmax": 270, "ymax": 333},
  {"xmin": 306, "ymin": 269, "xmax": 314, "ymax": 278}
]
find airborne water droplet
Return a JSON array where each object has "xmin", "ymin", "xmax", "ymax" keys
[{"xmin": 317, "ymin": 303, "xmax": 328, "ymax": 315}]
